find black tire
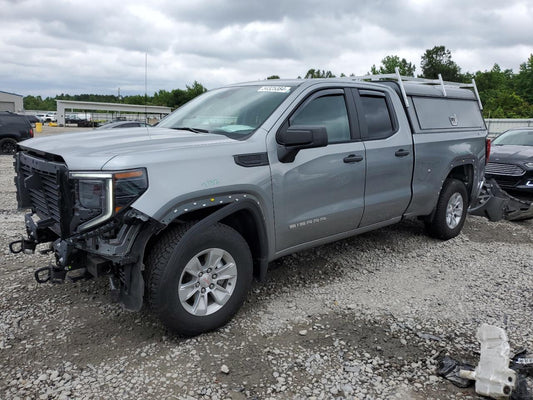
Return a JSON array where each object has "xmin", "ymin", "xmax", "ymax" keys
[
  {"xmin": 145, "ymin": 222, "xmax": 252, "ymax": 336},
  {"xmin": 425, "ymin": 179, "xmax": 468, "ymax": 240},
  {"xmin": 0, "ymin": 138, "xmax": 17, "ymax": 155}
]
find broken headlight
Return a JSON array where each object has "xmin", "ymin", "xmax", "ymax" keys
[{"xmin": 70, "ymin": 168, "xmax": 148, "ymax": 231}]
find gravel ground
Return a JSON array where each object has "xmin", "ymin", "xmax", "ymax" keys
[{"xmin": 1, "ymin": 139, "xmax": 533, "ymax": 399}]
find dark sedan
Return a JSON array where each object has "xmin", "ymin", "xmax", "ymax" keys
[{"xmin": 486, "ymin": 128, "xmax": 533, "ymax": 195}]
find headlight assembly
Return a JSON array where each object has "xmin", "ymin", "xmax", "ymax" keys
[
  {"xmin": 525, "ymin": 162, "xmax": 533, "ymax": 169},
  {"xmin": 69, "ymin": 169, "xmax": 148, "ymax": 231}
]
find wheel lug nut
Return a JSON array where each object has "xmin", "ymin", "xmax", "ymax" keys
[
  {"xmin": 198, "ymin": 272, "xmax": 203, "ymax": 277},
  {"xmin": 207, "ymin": 268, "xmax": 212, "ymax": 273},
  {"xmin": 212, "ymin": 274, "xmax": 217, "ymax": 279},
  {"xmin": 209, "ymin": 283, "xmax": 215, "ymax": 289},
  {"xmin": 195, "ymin": 282, "xmax": 200, "ymax": 287},
  {"xmin": 201, "ymin": 288, "xmax": 206, "ymax": 293}
]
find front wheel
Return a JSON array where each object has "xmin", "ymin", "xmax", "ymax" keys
[
  {"xmin": 425, "ymin": 179, "xmax": 468, "ymax": 240},
  {"xmin": 145, "ymin": 222, "xmax": 253, "ymax": 336}
]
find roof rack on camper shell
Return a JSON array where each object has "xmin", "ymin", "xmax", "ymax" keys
[{"xmin": 351, "ymin": 67, "xmax": 483, "ymax": 110}]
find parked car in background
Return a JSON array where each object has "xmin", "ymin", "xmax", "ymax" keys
[
  {"xmin": 44, "ymin": 113, "xmax": 57, "ymax": 123},
  {"xmin": 0, "ymin": 111, "xmax": 33, "ymax": 154},
  {"xmin": 485, "ymin": 128, "xmax": 533, "ymax": 195},
  {"xmin": 35, "ymin": 114, "xmax": 46, "ymax": 122},
  {"xmin": 65, "ymin": 115, "xmax": 97, "ymax": 127},
  {"xmin": 95, "ymin": 120, "xmax": 149, "ymax": 130},
  {"xmin": 21, "ymin": 115, "xmax": 40, "ymax": 127},
  {"xmin": 76, "ymin": 119, "xmax": 97, "ymax": 127}
]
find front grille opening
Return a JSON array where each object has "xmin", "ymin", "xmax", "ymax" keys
[
  {"xmin": 486, "ymin": 162, "xmax": 525, "ymax": 177},
  {"xmin": 19, "ymin": 162, "xmax": 62, "ymax": 224}
]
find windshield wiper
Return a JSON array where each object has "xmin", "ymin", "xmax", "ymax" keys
[{"xmin": 172, "ymin": 127, "xmax": 210, "ymax": 133}]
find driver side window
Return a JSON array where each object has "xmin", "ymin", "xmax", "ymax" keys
[{"xmin": 290, "ymin": 94, "xmax": 351, "ymax": 144}]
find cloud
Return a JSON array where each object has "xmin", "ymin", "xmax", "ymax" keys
[{"xmin": 0, "ymin": 0, "xmax": 532, "ymax": 97}]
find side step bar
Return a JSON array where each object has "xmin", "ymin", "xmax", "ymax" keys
[{"xmin": 469, "ymin": 179, "xmax": 533, "ymax": 222}]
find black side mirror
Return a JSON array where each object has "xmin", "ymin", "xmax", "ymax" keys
[{"xmin": 276, "ymin": 125, "xmax": 328, "ymax": 163}]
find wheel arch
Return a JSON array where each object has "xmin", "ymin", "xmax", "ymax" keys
[
  {"xmin": 145, "ymin": 198, "xmax": 269, "ymax": 281},
  {"xmin": 447, "ymin": 163, "xmax": 474, "ymax": 203},
  {"xmin": 438, "ymin": 156, "xmax": 477, "ymax": 205},
  {"xmin": 423, "ymin": 159, "xmax": 476, "ymax": 222}
]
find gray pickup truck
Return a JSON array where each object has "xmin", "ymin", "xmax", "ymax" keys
[{"xmin": 10, "ymin": 72, "xmax": 490, "ymax": 335}]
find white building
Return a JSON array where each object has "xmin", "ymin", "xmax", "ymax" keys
[{"xmin": 0, "ymin": 90, "xmax": 24, "ymax": 113}]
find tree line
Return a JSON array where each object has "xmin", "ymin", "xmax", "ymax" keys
[
  {"xmin": 23, "ymin": 81, "xmax": 208, "ymax": 114},
  {"xmin": 24, "ymin": 46, "xmax": 533, "ymax": 118}
]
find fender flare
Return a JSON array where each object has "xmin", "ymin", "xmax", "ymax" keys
[{"xmin": 164, "ymin": 196, "xmax": 269, "ymax": 280}]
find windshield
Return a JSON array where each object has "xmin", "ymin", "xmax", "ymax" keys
[
  {"xmin": 493, "ymin": 129, "xmax": 533, "ymax": 146},
  {"xmin": 157, "ymin": 85, "xmax": 293, "ymax": 137}
]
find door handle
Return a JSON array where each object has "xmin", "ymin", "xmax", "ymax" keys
[
  {"xmin": 343, "ymin": 154, "xmax": 364, "ymax": 163},
  {"xmin": 395, "ymin": 149, "xmax": 410, "ymax": 157}
]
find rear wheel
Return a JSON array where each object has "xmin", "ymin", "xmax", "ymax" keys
[
  {"xmin": 145, "ymin": 222, "xmax": 252, "ymax": 336},
  {"xmin": 0, "ymin": 138, "xmax": 17, "ymax": 155},
  {"xmin": 426, "ymin": 179, "xmax": 468, "ymax": 240}
]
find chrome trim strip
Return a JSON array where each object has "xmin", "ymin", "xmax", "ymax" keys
[{"xmin": 69, "ymin": 172, "xmax": 113, "ymax": 179}]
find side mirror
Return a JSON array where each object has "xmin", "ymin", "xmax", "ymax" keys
[{"xmin": 276, "ymin": 125, "xmax": 328, "ymax": 163}]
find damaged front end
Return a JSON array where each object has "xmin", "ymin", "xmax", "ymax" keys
[
  {"xmin": 469, "ymin": 178, "xmax": 533, "ymax": 222},
  {"xmin": 10, "ymin": 150, "xmax": 162, "ymax": 311}
]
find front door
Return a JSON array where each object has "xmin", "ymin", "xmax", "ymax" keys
[{"xmin": 270, "ymin": 88, "xmax": 366, "ymax": 251}]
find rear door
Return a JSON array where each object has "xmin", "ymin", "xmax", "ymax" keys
[
  {"xmin": 270, "ymin": 88, "xmax": 366, "ymax": 251},
  {"xmin": 351, "ymin": 88, "xmax": 414, "ymax": 227}
]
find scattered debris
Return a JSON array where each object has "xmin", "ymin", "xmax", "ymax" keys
[
  {"xmin": 437, "ymin": 324, "xmax": 533, "ymax": 399},
  {"xmin": 510, "ymin": 350, "xmax": 533, "ymax": 400},
  {"xmin": 460, "ymin": 324, "xmax": 516, "ymax": 399},
  {"xmin": 511, "ymin": 350, "xmax": 533, "ymax": 376},
  {"xmin": 220, "ymin": 365, "xmax": 230, "ymax": 374},
  {"xmin": 417, "ymin": 332, "xmax": 443, "ymax": 341},
  {"xmin": 298, "ymin": 330, "xmax": 308, "ymax": 336},
  {"xmin": 437, "ymin": 355, "xmax": 474, "ymax": 388}
]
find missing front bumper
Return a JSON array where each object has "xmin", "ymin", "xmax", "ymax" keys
[{"xmin": 469, "ymin": 178, "xmax": 533, "ymax": 222}]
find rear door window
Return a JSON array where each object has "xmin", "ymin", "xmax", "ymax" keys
[{"xmin": 356, "ymin": 90, "xmax": 397, "ymax": 140}]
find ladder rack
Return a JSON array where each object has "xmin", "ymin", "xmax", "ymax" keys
[{"xmin": 351, "ymin": 67, "xmax": 483, "ymax": 110}]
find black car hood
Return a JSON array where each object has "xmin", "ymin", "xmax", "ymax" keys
[{"xmin": 490, "ymin": 145, "xmax": 533, "ymax": 163}]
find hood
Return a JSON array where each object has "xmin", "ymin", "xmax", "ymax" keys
[
  {"xmin": 19, "ymin": 127, "xmax": 236, "ymax": 170},
  {"xmin": 490, "ymin": 144, "xmax": 533, "ymax": 163}
]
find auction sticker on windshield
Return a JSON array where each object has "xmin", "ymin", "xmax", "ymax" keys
[{"xmin": 258, "ymin": 86, "xmax": 291, "ymax": 93}]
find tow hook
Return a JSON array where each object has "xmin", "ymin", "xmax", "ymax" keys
[
  {"xmin": 34, "ymin": 265, "xmax": 67, "ymax": 284},
  {"xmin": 9, "ymin": 238, "xmax": 37, "ymax": 254}
]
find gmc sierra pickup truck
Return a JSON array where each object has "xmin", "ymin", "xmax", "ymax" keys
[{"xmin": 10, "ymin": 72, "xmax": 490, "ymax": 335}]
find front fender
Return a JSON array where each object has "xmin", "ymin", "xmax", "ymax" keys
[{"xmin": 161, "ymin": 196, "xmax": 270, "ymax": 280}]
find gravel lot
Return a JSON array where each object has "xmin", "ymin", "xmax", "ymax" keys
[{"xmin": 1, "ymin": 133, "xmax": 532, "ymax": 399}]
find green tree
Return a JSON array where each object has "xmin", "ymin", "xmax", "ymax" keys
[
  {"xmin": 466, "ymin": 64, "xmax": 526, "ymax": 118},
  {"xmin": 152, "ymin": 89, "xmax": 174, "ymax": 107},
  {"xmin": 471, "ymin": 64, "xmax": 513, "ymax": 93},
  {"xmin": 420, "ymin": 45, "xmax": 462, "ymax": 81},
  {"xmin": 514, "ymin": 54, "xmax": 533, "ymax": 105},
  {"xmin": 304, "ymin": 69, "xmax": 335, "ymax": 78},
  {"xmin": 483, "ymin": 89, "xmax": 533, "ymax": 118},
  {"xmin": 370, "ymin": 55, "xmax": 416, "ymax": 76},
  {"xmin": 266, "ymin": 75, "xmax": 280, "ymax": 80},
  {"xmin": 123, "ymin": 95, "xmax": 148, "ymax": 105},
  {"xmin": 185, "ymin": 81, "xmax": 207, "ymax": 102},
  {"xmin": 23, "ymin": 95, "xmax": 44, "ymax": 110}
]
